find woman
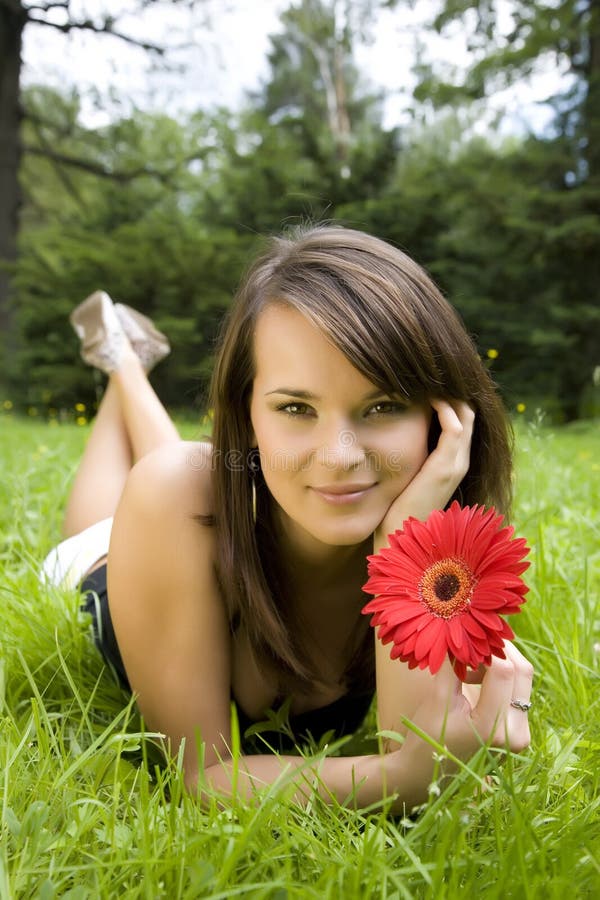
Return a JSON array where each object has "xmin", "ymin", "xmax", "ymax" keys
[{"xmin": 42, "ymin": 224, "xmax": 533, "ymax": 811}]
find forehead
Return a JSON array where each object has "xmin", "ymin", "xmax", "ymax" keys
[{"xmin": 252, "ymin": 304, "xmax": 374, "ymax": 393}]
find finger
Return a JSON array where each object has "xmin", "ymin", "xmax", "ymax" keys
[
  {"xmin": 430, "ymin": 399, "xmax": 474, "ymax": 455},
  {"xmin": 454, "ymin": 398, "xmax": 476, "ymax": 427},
  {"xmin": 503, "ymin": 640, "xmax": 534, "ymax": 702},
  {"xmin": 444, "ymin": 399, "xmax": 475, "ymax": 476},
  {"xmin": 461, "ymin": 682, "xmax": 481, "ymax": 710},
  {"xmin": 463, "ymin": 663, "xmax": 487, "ymax": 685},
  {"xmin": 429, "ymin": 397, "xmax": 475, "ymax": 428},
  {"xmin": 423, "ymin": 399, "xmax": 474, "ymax": 493},
  {"xmin": 471, "ymin": 652, "xmax": 515, "ymax": 742},
  {"xmin": 431, "ymin": 657, "xmax": 464, "ymax": 709},
  {"xmin": 503, "ymin": 641, "xmax": 534, "ymax": 750}
]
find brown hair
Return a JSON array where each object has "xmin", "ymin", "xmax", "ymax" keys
[{"xmin": 206, "ymin": 224, "xmax": 513, "ymax": 690}]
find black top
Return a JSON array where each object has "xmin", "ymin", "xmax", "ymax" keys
[{"xmin": 80, "ymin": 564, "xmax": 374, "ymax": 755}]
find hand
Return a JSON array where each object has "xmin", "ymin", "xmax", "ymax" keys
[
  {"xmin": 405, "ymin": 641, "xmax": 533, "ymax": 767},
  {"xmin": 376, "ymin": 398, "xmax": 475, "ymax": 544}
]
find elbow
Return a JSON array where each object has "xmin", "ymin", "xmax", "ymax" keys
[{"xmin": 184, "ymin": 756, "xmax": 236, "ymax": 806}]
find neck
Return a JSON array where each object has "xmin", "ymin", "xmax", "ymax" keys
[{"xmin": 275, "ymin": 509, "xmax": 372, "ymax": 590}]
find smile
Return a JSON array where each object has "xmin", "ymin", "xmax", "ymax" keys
[{"xmin": 311, "ymin": 484, "xmax": 376, "ymax": 505}]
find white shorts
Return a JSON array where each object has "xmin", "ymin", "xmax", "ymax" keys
[{"xmin": 40, "ymin": 517, "xmax": 113, "ymax": 590}]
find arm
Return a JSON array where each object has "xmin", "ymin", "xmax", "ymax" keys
[
  {"xmin": 204, "ymin": 641, "xmax": 532, "ymax": 812},
  {"xmin": 370, "ymin": 399, "xmax": 532, "ymax": 759},
  {"xmin": 106, "ymin": 443, "xmax": 423, "ymax": 808},
  {"xmin": 107, "ymin": 437, "xmax": 530, "ymax": 813},
  {"xmin": 374, "ymin": 399, "xmax": 477, "ymax": 741}
]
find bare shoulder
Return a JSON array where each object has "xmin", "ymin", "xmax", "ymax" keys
[
  {"xmin": 121, "ymin": 440, "xmax": 214, "ymax": 520},
  {"xmin": 109, "ymin": 438, "xmax": 217, "ymax": 616}
]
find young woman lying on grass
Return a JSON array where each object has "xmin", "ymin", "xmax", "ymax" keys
[{"xmin": 42, "ymin": 225, "xmax": 533, "ymax": 811}]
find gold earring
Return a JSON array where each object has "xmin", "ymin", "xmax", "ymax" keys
[{"xmin": 251, "ymin": 476, "xmax": 257, "ymax": 525}]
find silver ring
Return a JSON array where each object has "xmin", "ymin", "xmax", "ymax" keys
[{"xmin": 510, "ymin": 699, "xmax": 532, "ymax": 712}]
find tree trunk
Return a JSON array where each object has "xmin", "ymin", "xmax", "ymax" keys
[{"xmin": 0, "ymin": 0, "xmax": 26, "ymax": 353}]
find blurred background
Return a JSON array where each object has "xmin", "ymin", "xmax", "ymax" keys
[{"xmin": 1, "ymin": 0, "xmax": 598, "ymax": 421}]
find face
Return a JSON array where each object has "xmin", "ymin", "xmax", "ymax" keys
[{"xmin": 249, "ymin": 305, "xmax": 431, "ymax": 555}]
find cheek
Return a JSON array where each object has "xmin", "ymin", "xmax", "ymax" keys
[
  {"xmin": 255, "ymin": 420, "xmax": 314, "ymax": 472},
  {"xmin": 414, "ymin": 420, "xmax": 431, "ymax": 462},
  {"xmin": 386, "ymin": 418, "xmax": 429, "ymax": 451},
  {"xmin": 375, "ymin": 419, "xmax": 430, "ymax": 481}
]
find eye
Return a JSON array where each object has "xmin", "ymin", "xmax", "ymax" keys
[
  {"xmin": 275, "ymin": 402, "xmax": 313, "ymax": 417},
  {"xmin": 366, "ymin": 400, "xmax": 410, "ymax": 417}
]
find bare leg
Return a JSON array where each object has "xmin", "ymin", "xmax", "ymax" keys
[
  {"xmin": 62, "ymin": 352, "xmax": 179, "ymax": 538},
  {"xmin": 110, "ymin": 354, "xmax": 179, "ymax": 462}
]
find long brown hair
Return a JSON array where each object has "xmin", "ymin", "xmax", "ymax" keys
[{"xmin": 205, "ymin": 224, "xmax": 513, "ymax": 691}]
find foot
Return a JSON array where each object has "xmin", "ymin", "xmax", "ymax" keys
[
  {"xmin": 70, "ymin": 291, "xmax": 134, "ymax": 374},
  {"xmin": 114, "ymin": 303, "xmax": 171, "ymax": 373}
]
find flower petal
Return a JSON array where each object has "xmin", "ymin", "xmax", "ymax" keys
[
  {"xmin": 362, "ymin": 502, "xmax": 529, "ymax": 681},
  {"xmin": 428, "ymin": 629, "xmax": 450, "ymax": 673},
  {"xmin": 414, "ymin": 617, "xmax": 444, "ymax": 661},
  {"xmin": 449, "ymin": 615, "xmax": 466, "ymax": 649}
]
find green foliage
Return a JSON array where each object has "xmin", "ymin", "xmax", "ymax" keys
[
  {"xmin": 5, "ymin": 0, "xmax": 599, "ymax": 421},
  {"xmin": 0, "ymin": 416, "xmax": 599, "ymax": 895},
  {"xmin": 401, "ymin": 1, "xmax": 600, "ymax": 419},
  {"xmin": 339, "ymin": 122, "xmax": 600, "ymax": 418},
  {"xmin": 11, "ymin": 91, "xmax": 250, "ymax": 410}
]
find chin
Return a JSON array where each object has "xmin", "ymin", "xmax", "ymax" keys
[{"xmin": 305, "ymin": 518, "xmax": 377, "ymax": 548}]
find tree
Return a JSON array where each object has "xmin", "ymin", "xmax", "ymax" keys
[
  {"xmin": 202, "ymin": 0, "xmax": 400, "ymax": 233},
  {"xmin": 6, "ymin": 0, "xmax": 403, "ymax": 411},
  {"xmin": 401, "ymin": 0, "xmax": 600, "ymax": 419},
  {"xmin": 413, "ymin": 1, "xmax": 600, "ymax": 181},
  {"xmin": 0, "ymin": 0, "xmax": 204, "ymax": 365},
  {"xmin": 335, "ymin": 105, "xmax": 600, "ymax": 420},
  {"xmin": 11, "ymin": 91, "xmax": 243, "ymax": 410},
  {"xmin": 259, "ymin": 0, "xmax": 398, "ymax": 196}
]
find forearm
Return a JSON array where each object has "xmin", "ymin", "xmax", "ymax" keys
[{"xmin": 198, "ymin": 745, "xmax": 433, "ymax": 813}]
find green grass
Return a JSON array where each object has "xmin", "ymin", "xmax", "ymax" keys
[{"xmin": 1, "ymin": 414, "xmax": 599, "ymax": 898}]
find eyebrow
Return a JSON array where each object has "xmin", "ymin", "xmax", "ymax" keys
[{"xmin": 265, "ymin": 387, "xmax": 390, "ymax": 402}]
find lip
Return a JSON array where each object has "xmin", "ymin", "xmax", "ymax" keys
[
  {"xmin": 314, "ymin": 483, "xmax": 375, "ymax": 494},
  {"xmin": 311, "ymin": 483, "xmax": 376, "ymax": 505}
]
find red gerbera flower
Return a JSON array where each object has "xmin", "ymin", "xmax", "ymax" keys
[{"xmin": 362, "ymin": 502, "xmax": 530, "ymax": 681}]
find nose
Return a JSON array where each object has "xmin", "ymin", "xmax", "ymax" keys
[{"xmin": 317, "ymin": 424, "xmax": 366, "ymax": 470}]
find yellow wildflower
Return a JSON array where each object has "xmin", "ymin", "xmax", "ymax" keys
[
  {"xmin": 516, "ymin": 403, "xmax": 526, "ymax": 414},
  {"xmin": 76, "ymin": 416, "xmax": 87, "ymax": 426},
  {"xmin": 74, "ymin": 402, "xmax": 86, "ymax": 412},
  {"xmin": 486, "ymin": 349, "xmax": 499, "ymax": 360},
  {"xmin": 2, "ymin": 400, "xmax": 13, "ymax": 410}
]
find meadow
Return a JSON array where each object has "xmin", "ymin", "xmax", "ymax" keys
[{"xmin": 0, "ymin": 413, "xmax": 599, "ymax": 898}]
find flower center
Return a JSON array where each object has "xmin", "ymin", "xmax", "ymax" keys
[
  {"xmin": 419, "ymin": 557, "xmax": 475, "ymax": 619},
  {"xmin": 434, "ymin": 573, "xmax": 460, "ymax": 601}
]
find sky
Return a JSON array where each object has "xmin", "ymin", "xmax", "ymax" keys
[{"xmin": 21, "ymin": 0, "xmax": 571, "ymax": 135}]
